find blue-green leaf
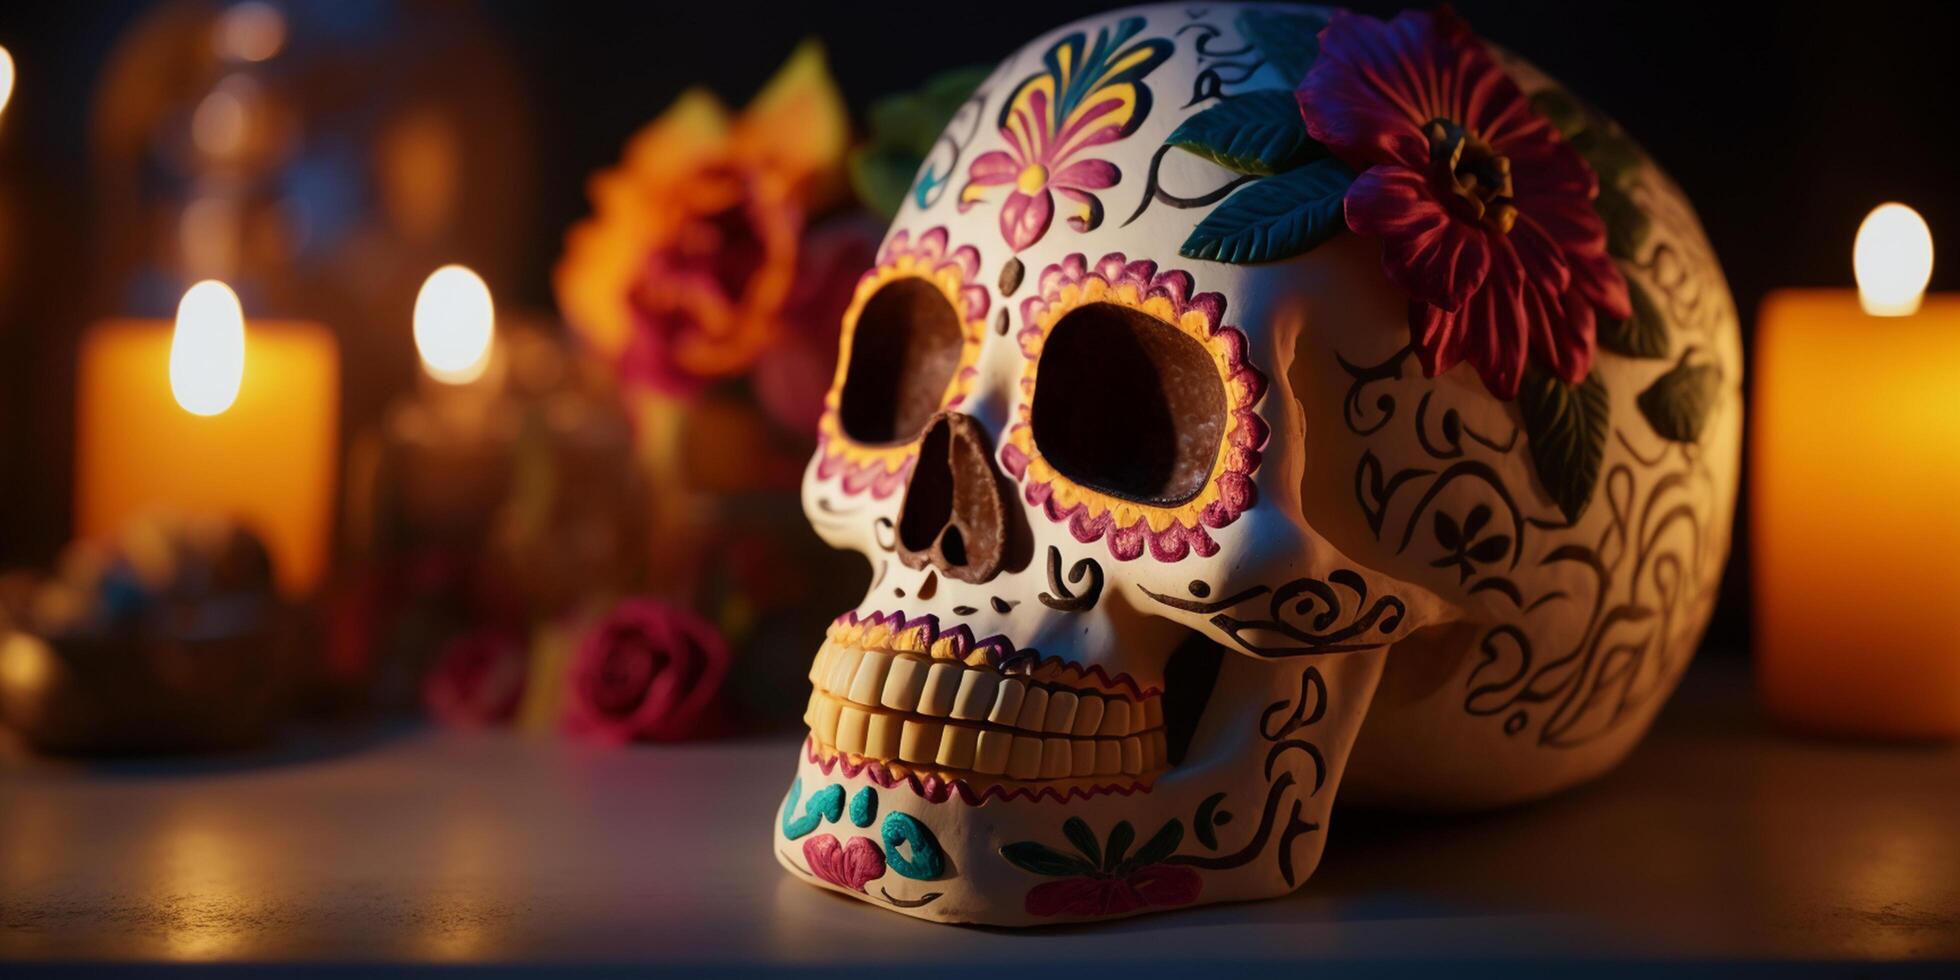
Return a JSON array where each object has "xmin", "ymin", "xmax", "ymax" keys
[
  {"xmin": 1001, "ymin": 841, "xmax": 1096, "ymax": 877},
  {"xmin": 1596, "ymin": 185, "xmax": 1651, "ymax": 260},
  {"xmin": 1236, "ymin": 8, "xmax": 1328, "ymax": 86},
  {"xmin": 1180, "ymin": 158, "xmax": 1353, "ymax": 264},
  {"xmin": 848, "ymin": 65, "xmax": 990, "ymax": 218},
  {"xmin": 1637, "ymin": 358, "xmax": 1721, "ymax": 443},
  {"xmin": 1519, "ymin": 368, "xmax": 1611, "ymax": 523},
  {"xmin": 1116, "ymin": 819, "xmax": 1184, "ymax": 874},
  {"xmin": 1166, "ymin": 90, "xmax": 1321, "ymax": 175},
  {"xmin": 1597, "ymin": 273, "xmax": 1669, "ymax": 359},
  {"xmin": 1062, "ymin": 817, "xmax": 1101, "ymax": 868},
  {"xmin": 1529, "ymin": 88, "xmax": 1587, "ymax": 141}
]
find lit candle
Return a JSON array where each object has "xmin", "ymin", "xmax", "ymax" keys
[
  {"xmin": 0, "ymin": 44, "xmax": 16, "ymax": 120},
  {"xmin": 75, "ymin": 282, "xmax": 339, "ymax": 596},
  {"xmin": 414, "ymin": 264, "xmax": 496, "ymax": 387},
  {"xmin": 1755, "ymin": 204, "xmax": 1960, "ymax": 739},
  {"xmin": 366, "ymin": 265, "xmax": 512, "ymax": 545}
]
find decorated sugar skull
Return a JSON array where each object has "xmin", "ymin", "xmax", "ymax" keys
[{"xmin": 777, "ymin": 4, "xmax": 1739, "ymax": 924}]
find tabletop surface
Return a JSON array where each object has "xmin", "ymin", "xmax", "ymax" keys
[{"xmin": 3, "ymin": 661, "xmax": 1958, "ymax": 975}]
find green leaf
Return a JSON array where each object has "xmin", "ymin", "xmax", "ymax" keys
[
  {"xmin": 1116, "ymin": 819, "xmax": 1185, "ymax": 873},
  {"xmin": 1236, "ymin": 8, "xmax": 1328, "ymax": 86},
  {"xmin": 1103, "ymin": 821, "xmax": 1136, "ymax": 872},
  {"xmin": 848, "ymin": 150, "xmax": 923, "ymax": 221},
  {"xmin": 1530, "ymin": 88, "xmax": 1587, "ymax": 141},
  {"xmin": 848, "ymin": 65, "xmax": 990, "ymax": 218},
  {"xmin": 1166, "ymin": 90, "xmax": 1322, "ymax": 175},
  {"xmin": 1595, "ymin": 184, "xmax": 1651, "ymax": 261},
  {"xmin": 1637, "ymin": 359, "xmax": 1722, "ymax": 443},
  {"xmin": 1062, "ymin": 817, "xmax": 1101, "ymax": 869},
  {"xmin": 1597, "ymin": 273, "xmax": 1670, "ymax": 359},
  {"xmin": 1519, "ymin": 368, "xmax": 1611, "ymax": 523},
  {"xmin": 1000, "ymin": 841, "xmax": 1096, "ymax": 877},
  {"xmin": 1573, "ymin": 128, "xmax": 1644, "ymax": 193},
  {"xmin": 1180, "ymin": 158, "xmax": 1353, "ymax": 264}
]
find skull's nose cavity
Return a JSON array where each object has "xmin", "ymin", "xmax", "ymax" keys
[{"xmin": 895, "ymin": 412, "xmax": 1010, "ymax": 584}]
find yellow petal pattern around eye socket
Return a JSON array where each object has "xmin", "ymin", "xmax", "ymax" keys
[
  {"xmin": 815, "ymin": 227, "xmax": 992, "ymax": 499},
  {"xmin": 1001, "ymin": 252, "xmax": 1269, "ymax": 562}
]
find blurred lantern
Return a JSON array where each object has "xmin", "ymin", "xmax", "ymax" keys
[{"xmin": 88, "ymin": 0, "xmax": 536, "ymax": 463}]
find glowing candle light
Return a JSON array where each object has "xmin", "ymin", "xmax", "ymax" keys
[
  {"xmin": 169, "ymin": 280, "xmax": 247, "ymax": 416},
  {"xmin": 0, "ymin": 45, "xmax": 16, "ymax": 119},
  {"xmin": 414, "ymin": 264, "xmax": 495, "ymax": 385},
  {"xmin": 76, "ymin": 284, "xmax": 339, "ymax": 596},
  {"xmin": 1755, "ymin": 203, "xmax": 1960, "ymax": 739},
  {"xmin": 1854, "ymin": 203, "xmax": 1935, "ymax": 317}
]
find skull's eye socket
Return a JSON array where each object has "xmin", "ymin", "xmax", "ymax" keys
[
  {"xmin": 838, "ymin": 277, "xmax": 963, "ymax": 445},
  {"xmin": 1030, "ymin": 303, "xmax": 1226, "ymax": 506}
]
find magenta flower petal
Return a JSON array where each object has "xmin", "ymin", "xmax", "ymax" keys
[
  {"xmin": 1345, "ymin": 166, "xmax": 1491, "ymax": 311},
  {"xmin": 999, "ymin": 188, "xmax": 1055, "ymax": 253},
  {"xmin": 1050, "ymin": 158, "xmax": 1120, "ymax": 191},
  {"xmin": 1458, "ymin": 251, "xmax": 1532, "ymax": 399},
  {"xmin": 1127, "ymin": 864, "xmax": 1203, "ymax": 908},
  {"xmin": 803, "ymin": 834, "xmax": 886, "ymax": 892},
  {"xmin": 1300, "ymin": 7, "xmax": 1630, "ymax": 399},
  {"xmin": 1297, "ymin": 11, "xmax": 1446, "ymax": 170},
  {"xmin": 965, "ymin": 150, "xmax": 1020, "ymax": 185}
]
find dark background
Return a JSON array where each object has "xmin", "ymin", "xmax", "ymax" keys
[{"xmin": 5, "ymin": 1, "xmax": 1960, "ymax": 658}]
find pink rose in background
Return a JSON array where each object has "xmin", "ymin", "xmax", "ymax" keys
[
  {"xmin": 1296, "ymin": 9, "xmax": 1630, "ymax": 399},
  {"xmin": 802, "ymin": 834, "xmax": 887, "ymax": 893},
  {"xmin": 562, "ymin": 597, "xmax": 731, "ymax": 743},
  {"xmin": 422, "ymin": 628, "xmax": 527, "ymax": 727}
]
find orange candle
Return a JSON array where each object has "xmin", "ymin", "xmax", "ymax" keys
[
  {"xmin": 75, "ymin": 281, "xmax": 339, "ymax": 596},
  {"xmin": 1754, "ymin": 204, "xmax": 1960, "ymax": 739}
]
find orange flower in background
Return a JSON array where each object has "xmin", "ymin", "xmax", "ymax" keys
[{"xmin": 555, "ymin": 41, "xmax": 851, "ymax": 397}]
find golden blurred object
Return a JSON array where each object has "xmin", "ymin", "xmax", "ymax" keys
[{"xmin": 77, "ymin": 283, "xmax": 339, "ymax": 597}]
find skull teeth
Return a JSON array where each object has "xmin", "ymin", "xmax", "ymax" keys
[{"xmin": 806, "ymin": 635, "xmax": 1167, "ymax": 783}]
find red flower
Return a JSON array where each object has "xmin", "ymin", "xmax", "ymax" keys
[
  {"xmin": 562, "ymin": 598, "xmax": 731, "ymax": 743},
  {"xmin": 1024, "ymin": 863, "xmax": 1202, "ymax": 918},
  {"xmin": 751, "ymin": 215, "xmax": 883, "ymax": 435},
  {"xmin": 422, "ymin": 629, "xmax": 527, "ymax": 728},
  {"xmin": 802, "ymin": 834, "xmax": 887, "ymax": 893},
  {"xmin": 1296, "ymin": 9, "xmax": 1629, "ymax": 399}
]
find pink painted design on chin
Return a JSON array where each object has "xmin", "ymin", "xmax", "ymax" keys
[
  {"xmin": 1024, "ymin": 864, "xmax": 1202, "ymax": 917},
  {"xmin": 805, "ymin": 740, "xmax": 1157, "ymax": 806},
  {"xmin": 802, "ymin": 833, "xmax": 887, "ymax": 893}
]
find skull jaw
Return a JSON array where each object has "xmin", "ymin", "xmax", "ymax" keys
[{"xmin": 772, "ymin": 645, "xmax": 1388, "ymax": 926}]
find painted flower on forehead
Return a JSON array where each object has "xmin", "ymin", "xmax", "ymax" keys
[
  {"xmin": 555, "ymin": 42, "xmax": 850, "ymax": 398},
  {"xmin": 1296, "ymin": 9, "xmax": 1630, "ymax": 399},
  {"xmin": 959, "ymin": 16, "xmax": 1172, "ymax": 252}
]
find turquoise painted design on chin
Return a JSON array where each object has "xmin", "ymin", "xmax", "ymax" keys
[
  {"xmin": 780, "ymin": 778, "xmax": 847, "ymax": 840},
  {"xmin": 782, "ymin": 778, "xmax": 952, "ymax": 890},
  {"xmin": 880, "ymin": 811, "xmax": 946, "ymax": 880},
  {"xmin": 849, "ymin": 786, "xmax": 879, "ymax": 828}
]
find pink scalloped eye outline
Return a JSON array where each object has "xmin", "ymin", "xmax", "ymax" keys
[
  {"xmin": 999, "ymin": 253, "xmax": 1269, "ymax": 562},
  {"xmin": 813, "ymin": 227, "xmax": 991, "ymax": 499}
]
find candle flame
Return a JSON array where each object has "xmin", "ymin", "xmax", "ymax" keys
[
  {"xmin": 0, "ymin": 45, "xmax": 15, "ymax": 118},
  {"xmin": 1854, "ymin": 203, "xmax": 1933, "ymax": 317},
  {"xmin": 170, "ymin": 280, "xmax": 247, "ymax": 416},
  {"xmin": 414, "ymin": 265, "xmax": 494, "ymax": 385}
]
